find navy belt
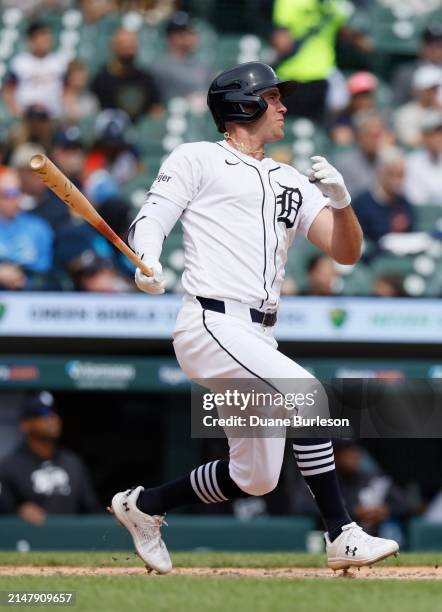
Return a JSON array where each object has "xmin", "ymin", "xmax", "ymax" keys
[{"xmin": 196, "ymin": 296, "xmax": 277, "ymax": 327}]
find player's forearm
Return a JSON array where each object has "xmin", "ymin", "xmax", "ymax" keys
[
  {"xmin": 132, "ymin": 217, "xmax": 165, "ymax": 262},
  {"xmin": 330, "ymin": 206, "xmax": 363, "ymax": 265},
  {"xmin": 128, "ymin": 194, "xmax": 183, "ymax": 262}
]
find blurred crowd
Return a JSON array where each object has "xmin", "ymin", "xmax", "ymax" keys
[{"xmin": 0, "ymin": 1, "xmax": 441, "ymax": 296}]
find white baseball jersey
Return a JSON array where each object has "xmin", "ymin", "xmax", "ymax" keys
[
  {"xmin": 135, "ymin": 140, "xmax": 329, "ymax": 310},
  {"xmin": 8, "ymin": 51, "xmax": 68, "ymax": 117}
]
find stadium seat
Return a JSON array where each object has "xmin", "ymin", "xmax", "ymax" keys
[
  {"xmin": 120, "ymin": 173, "xmax": 150, "ymax": 213},
  {"xmin": 78, "ymin": 114, "xmax": 98, "ymax": 147},
  {"xmin": 413, "ymin": 205, "xmax": 442, "ymax": 233},
  {"xmin": 341, "ymin": 264, "xmax": 374, "ymax": 296},
  {"xmin": 0, "ymin": 98, "xmax": 15, "ymax": 132},
  {"xmin": 137, "ymin": 26, "xmax": 164, "ymax": 68},
  {"xmin": 285, "ymin": 238, "xmax": 322, "ymax": 292},
  {"xmin": 185, "ymin": 112, "xmax": 218, "ymax": 143},
  {"xmin": 135, "ymin": 116, "xmax": 169, "ymax": 156},
  {"xmin": 215, "ymin": 34, "xmax": 242, "ymax": 70},
  {"xmin": 371, "ymin": 253, "xmax": 418, "ymax": 277},
  {"xmin": 367, "ymin": 2, "xmax": 441, "ymax": 56},
  {"xmin": 142, "ymin": 154, "xmax": 162, "ymax": 179}
]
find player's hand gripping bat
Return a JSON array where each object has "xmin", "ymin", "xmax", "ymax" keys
[{"xmin": 29, "ymin": 154, "xmax": 152, "ymax": 277}]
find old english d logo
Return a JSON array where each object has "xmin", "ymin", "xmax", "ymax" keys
[{"xmin": 276, "ymin": 183, "xmax": 303, "ymax": 228}]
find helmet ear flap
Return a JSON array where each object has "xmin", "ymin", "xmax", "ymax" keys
[{"xmin": 218, "ymin": 92, "xmax": 268, "ymax": 131}]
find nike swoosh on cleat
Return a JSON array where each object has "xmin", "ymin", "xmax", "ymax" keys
[{"xmin": 225, "ymin": 159, "xmax": 240, "ymax": 166}]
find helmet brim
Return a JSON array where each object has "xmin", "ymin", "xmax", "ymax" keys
[
  {"xmin": 276, "ymin": 79, "xmax": 297, "ymax": 98},
  {"xmin": 255, "ymin": 79, "xmax": 297, "ymax": 98}
]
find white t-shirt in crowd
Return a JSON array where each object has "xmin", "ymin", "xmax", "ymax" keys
[
  {"xmin": 8, "ymin": 50, "xmax": 69, "ymax": 117},
  {"xmin": 405, "ymin": 149, "xmax": 442, "ymax": 206}
]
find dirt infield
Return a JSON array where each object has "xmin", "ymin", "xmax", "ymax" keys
[{"xmin": 0, "ymin": 565, "xmax": 440, "ymax": 580}]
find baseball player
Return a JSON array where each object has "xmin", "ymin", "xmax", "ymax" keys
[{"xmin": 110, "ymin": 62, "xmax": 399, "ymax": 573}]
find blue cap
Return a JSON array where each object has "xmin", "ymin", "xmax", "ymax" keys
[
  {"xmin": 53, "ymin": 126, "xmax": 82, "ymax": 148},
  {"xmin": 94, "ymin": 109, "xmax": 130, "ymax": 144},
  {"xmin": 21, "ymin": 391, "xmax": 56, "ymax": 420},
  {"xmin": 166, "ymin": 11, "xmax": 195, "ymax": 35}
]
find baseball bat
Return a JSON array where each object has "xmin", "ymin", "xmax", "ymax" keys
[{"xmin": 29, "ymin": 154, "xmax": 152, "ymax": 277}]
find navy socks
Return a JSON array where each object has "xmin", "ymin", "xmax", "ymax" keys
[
  {"xmin": 293, "ymin": 439, "xmax": 351, "ymax": 541},
  {"xmin": 136, "ymin": 459, "xmax": 248, "ymax": 515}
]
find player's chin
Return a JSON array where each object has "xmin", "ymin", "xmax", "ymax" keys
[{"xmin": 269, "ymin": 125, "xmax": 285, "ymax": 142}]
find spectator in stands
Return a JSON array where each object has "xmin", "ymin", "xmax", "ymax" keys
[
  {"xmin": 55, "ymin": 195, "xmax": 135, "ymax": 282},
  {"xmin": 394, "ymin": 65, "xmax": 442, "ymax": 149},
  {"xmin": 302, "ymin": 253, "xmax": 341, "ymax": 296},
  {"xmin": 280, "ymin": 276, "xmax": 298, "ymax": 295},
  {"xmin": 10, "ymin": 142, "xmax": 48, "ymax": 211},
  {"xmin": 291, "ymin": 439, "xmax": 411, "ymax": 536},
  {"xmin": 348, "ymin": 0, "xmax": 375, "ymax": 6},
  {"xmin": 268, "ymin": 144, "xmax": 294, "ymax": 165},
  {"xmin": 0, "ymin": 168, "xmax": 53, "ymax": 290},
  {"xmin": 0, "ymin": 392, "xmax": 101, "ymax": 524},
  {"xmin": 8, "ymin": 104, "xmax": 55, "ymax": 153},
  {"xmin": 80, "ymin": 0, "xmax": 117, "ymax": 23},
  {"xmin": 143, "ymin": 0, "xmax": 177, "ymax": 25},
  {"xmin": 33, "ymin": 127, "xmax": 86, "ymax": 233},
  {"xmin": 62, "ymin": 60, "xmax": 99, "ymax": 124},
  {"xmin": 3, "ymin": 20, "xmax": 68, "ymax": 119},
  {"xmin": 353, "ymin": 147, "xmax": 414, "ymax": 244},
  {"xmin": 1, "ymin": 1, "xmax": 73, "ymax": 14},
  {"xmin": 94, "ymin": 196, "xmax": 136, "ymax": 278},
  {"xmin": 152, "ymin": 12, "xmax": 211, "ymax": 105},
  {"xmin": 404, "ymin": 110, "xmax": 442, "ymax": 206},
  {"xmin": 91, "ymin": 28, "xmax": 163, "ymax": 122},
  {"xmin": 52, "ymin": 127, "xmax": 85, "ymax": 185},
  {"xmin": 270, "ymin": 0, "xmax": 373, "ymax": 120},
  {"xmin": 392, "ymin": 24, "xmax": 442, "ymax": 107},
  {"xmin": 67, "ymin": 249, "xmax": 132, "ymax": 293},
  {"xmin": 84, "ymin": 110, "xmax": 142, "ymax": 195},
  {"xmin": 0, "ymin": 137, "xmax": 7, "ymax": 173},
  {"xmin": 333, "ymin": 112, "xmax": 391, "ymax": 199},
  {"xmin": 373, "ymin": 274, "xmax": 406, "ymax": 298},
  {"xmin": 331, "ymin": 71, "xmax": 379, "ymax": 147}
]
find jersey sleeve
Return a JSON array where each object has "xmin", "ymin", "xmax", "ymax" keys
[
  {"xmin": 148, "ymin": 143, "xmax": 203, "ymax": 209},
  {"xmin": 296, "ymin": 174, "xmax": 330, "ymax": 238}
]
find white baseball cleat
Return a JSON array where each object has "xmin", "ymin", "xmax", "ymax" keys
[
  {"xmin": 325, "ymin": 522, "xmax": 399, "ymax": 570},
  {"xmin": 109, "ymin": 486, "xmax": 172, "ymax": 574}
]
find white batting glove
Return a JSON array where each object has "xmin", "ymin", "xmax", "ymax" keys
[
  {"xmin": 307, "ymin": 155, "xmax": 351, "ymax": 209},
  {"xmin": 134, "ymin": 260, "xmax": 166, "ymax": 295}
]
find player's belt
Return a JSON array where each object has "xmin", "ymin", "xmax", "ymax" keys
[{"xmin": 196, "ymin": 296, "xmax": 277, "ymax": 327}]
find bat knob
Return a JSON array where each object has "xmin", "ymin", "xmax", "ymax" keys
[{"xmin": 29, "ymin": 154, "xmax": 46, "ymax": 171}]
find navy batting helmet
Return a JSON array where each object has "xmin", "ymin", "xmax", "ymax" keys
[{"xmin": 207, "ymin": 62, "xmax": 296, "ymax": 133}]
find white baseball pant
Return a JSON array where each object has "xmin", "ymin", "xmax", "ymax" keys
[{"xmin": 172, "ymin": 295, "xmax": 317, "ymax": 497}]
